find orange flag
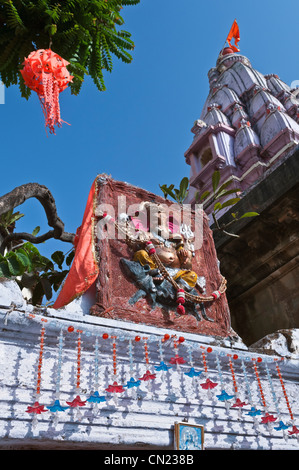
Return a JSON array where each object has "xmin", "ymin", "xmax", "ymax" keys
[{"xmin": 226, "ymin": 19, "xmax": 240, "ymax": 52}]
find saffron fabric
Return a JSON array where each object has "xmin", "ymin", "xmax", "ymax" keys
[
  {"xmin": 53, "ymin": 178, "xmax": 99, "ymax": 309},
  {"xmin": 226, "ymin": 19, "xmax": 240, "ymax": 52}
]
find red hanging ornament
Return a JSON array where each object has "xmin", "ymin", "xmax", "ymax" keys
[{"xmin": 20, "ymin": 49, "xmax": 73, "ymax": 134}]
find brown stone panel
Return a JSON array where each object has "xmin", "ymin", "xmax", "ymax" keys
[{"xmin": 89, "ymin": 176, "xmax": 233, "ymax": 338}]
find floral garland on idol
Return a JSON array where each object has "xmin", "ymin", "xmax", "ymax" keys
[{"xmin": 24, "ymin": 312, "xmax": 299, "ymax": 440}]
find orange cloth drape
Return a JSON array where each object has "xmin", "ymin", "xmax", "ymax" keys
[
  {"xmin": 53, "ymin": 178, "xmax": 99, "ymax": 309},
  {"xmin": 226, "ymin": 19, "xmax": 240, "ymax": 52}
]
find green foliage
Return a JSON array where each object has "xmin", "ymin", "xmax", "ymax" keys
[
  {"xmin": 160, "ymin": 171, "xmax": 259, "ymax": 238},
  {"xmin": 0, "ymin": 209, "xmax": 24, "ymax": 234},
  {"xmin": 159, "ymin": 177, "xmax": 189, "ymax": 205},
  {"xmin": 0, "ymin": 0, "xmax": 140, "ymax": 97},
  {"xmin": 0, "ymin": 242, "xmax": 74, "ymax": 305}
]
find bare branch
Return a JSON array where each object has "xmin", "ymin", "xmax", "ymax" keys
[{"xmin": 0, "ymin": 183, "xmax": 75, "ymax": 253}]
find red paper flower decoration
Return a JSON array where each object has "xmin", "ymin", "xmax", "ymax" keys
[
  {"xmin": 20, "ymin": 49, "xmax": 73, "ymax": 134},
  {"xmin": 26, "ymin": 401, "xmax": 48, "ymax": 414},
  {"xmin": 66, "ymin": 395, "xmax": 86, "ymax": 408},
  {"xmin": 289, "ymin": 425, "xmax": 299, "ymax": 435},
  {"xmin": 169, "ymin": 356, "xmax": 186, "ymax": 365},
  {"xmin": 260, "ymin": 413, "xmax": 277, "ymax": 424},
  {"xmin": 231, "ymin": 398, "xmax": 248, "ymax": 408},
  {"xmin": 105, "ymin": 381, "xmax": 125, "ymax": 393},
  {"xmin": 200, "ymin": 378, "xmax": 218, "ymax": 390},
  {"xmin": 139, "ymin": 370, "xmax": 156, "ymax": 381}
]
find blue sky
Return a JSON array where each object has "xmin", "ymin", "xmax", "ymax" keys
[{"xmin": 1, "ymin": 0, "xmax": 298, "ymax": 259}]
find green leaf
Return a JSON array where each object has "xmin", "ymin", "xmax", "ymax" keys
[
  {"xmin": 32, "ymin": 281, "xmax": 44, "ymax": 306},
  {"xmin": 200, "ymin": 190, "xmax": 210, "ymax": 201},
  {"xmin": 51, "ymin": 250, "xmax": 65, "ymax": 269},
  {"xmin": 221, "ymin": 197, "xmax": 241, "ymax": 208},
  {"xmin": 215, "ymin": 188, "xmax": 241, "ymax": 200},
  {"xmin": 32, "ymin": 226, "xmax": 41, "ymax": 236},
  {"xmin": 179, "ymin": 177, "xmax": 189, "ymax": 198},
  {"xmin": 240, "ymin": 212, "xmax": 259, "ymax": 218},
  {"xmin": 213, "ymin": 202, "xmax": 222, "ymax": 213},
  {"xmin": 0, "ymin": 261, "xmax": 11, "ymax": 278},
  {"xmin": 15, "ymin": 251, "xmax": 32, "ymax": 272},
  {"xmin": 6, "ymin": 253, "xmax": 22, "ymax": 276},
  {"xmin": 65, "ymin": 251, "xmax": 75, "ymax": 267},
  {"xmin": 214, "ymin": 179, "xmax": 234, "ymax": 195},
  {"xmin": 212, "ymin": 170, "xmax": 220, "ymax": 192},
  {"xmin": 40, "ymin": 277, "xmax": 53, "ymax": 301}
]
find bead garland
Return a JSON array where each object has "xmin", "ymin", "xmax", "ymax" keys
[
  {"xmin": 105, "ymin": 335, "xmax": 125, "ymax": 398},
  {"xmin": 199, "ymin": 347, "xmax": 218, "ymax": 396},
  {"xmin": 139, "ymin": 337, "xmax": 156, "ymax": 390},
  {"xmin": 169, "ymin": 336, "xmax": 186, "ymax": 369},
  {"xmin": 252, "ymin": 358, "xmax": 277, "ymax": 428},
  {"xmin": 66, "ymin": 329, "xmax": 86, "ymax": 420},
  {"xmin": 275, "ymin": 360, "xmax": 299, "ymax": 437},
  {"xmin": 25, "ymin": 320, "xmax": 48, "ymax": 428}
]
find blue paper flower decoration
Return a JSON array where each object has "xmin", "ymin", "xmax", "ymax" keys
[
  {"xmin": 155, "ymin": 361, "xmax": 172, "ymax": 371},
  {"xmin": 274, "ymin": 421, "xmax": 289, "ymax": 431},
  {"xmin": 47, "ymin": 399, "xmax": 69, "ymax": 412},
  {"xmin": 124, "ymin": 377, "xmax": 141, "ymax": 388},
  {"xmin": 246, "ymin": 406, "xmax": 262, "ymax": 416},
  {"xmin": 184, "ymin": 367, "xmax": 203, "ymax": 378},
  {"xmin": 216, "ymin": 390, "xmax": 234, "ymax": 401},
  {"xmin": 86, "ymin": 391, "xmax": 106, "ymax": 404}
]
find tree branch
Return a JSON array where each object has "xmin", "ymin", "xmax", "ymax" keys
[{"xmin": 0, "ymin": 183, "xmax": 75, "ymax": 254}]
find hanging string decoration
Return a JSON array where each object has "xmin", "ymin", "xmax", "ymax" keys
[
  {"xmin": 66, "ymin": 330, "xmax": 86, "ymax": 419},
  {"xmin": 184, "ymin": 343, "xmax": 202, "ymax": 378},
  {"xmin": 155, "ymin": 335, "xmax": 172, "ymax": 372},
  {"xmin": 228, "ymin": 354, "xmax": 248, "ymax": 411},
  {"xmin": 124, "ymin": 339, "xmax": 141, "ymax": 392},
  {"xmin": 216, "ymin": 352, "xmax": 234, "ymax": 411},
  {"xmin": 264, "ymin": 360, "xmax": 287, "ymax": 434},
  {"xmin": 275, "ymin": 360, "xmax": 299, "ymax": 437},
  {"xmin": 169, "ymin": 336, "xmax": 186, "ymax": 369},
  {"xmin": 26, "ymin": 320, "xmax": 48, "ymax": 427},
  {"xmin": 252, "ymin": 358, "xmax": 277, "ymax": 428},
  {"xmin": 200, "ymin": 347, "xmax": 218, "ymax": 395},
  {"xmin": 242, "ymin": 359, "xmax": 262, "ymax": 432},
  {"xmin": 105, "ymin": 335, "xmax": 125, "ymax": 396},
  {"xmin": 138, "ymin": 336, "xmax": 156, "ymax": 382},
  {"xmin": 87, "ymin": 337, "xmax": 106, "ymax": 409},
  {"xmin": 20, "ymin": 49, "xmax": 73, "ymax": 134},
  {"xmin": 47, "ymin": 329, "xmax": 69, "ymax": 421},
  {"xmin": 22, "ymin": 312, "xmax": 297, "ymax": 441}
]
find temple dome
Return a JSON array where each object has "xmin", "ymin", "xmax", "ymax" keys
[
  {"xmin": 260, "ymin": 108, "xmax": 299, "ymax": 147},
  {"xmin": 234, "ymin": 120, "xmax": 260, "ymax": 158},
  {"xmin": 249, "ymin": 88, "xmax": 285, "ymax": 119},
  {"xmin": 210, "ymin": 85, "xmax": 241, "ymax": 114},
  {"xmin": 265, "ymin": 74, "xmax": 292, "ymax": 98},
  {"xmin": 203, "ymin": 104, "xmax": 232, "ymax": 127},
  {"xmin": 217, "ymin": 60, "xmax": 267, "ymax": 96}
]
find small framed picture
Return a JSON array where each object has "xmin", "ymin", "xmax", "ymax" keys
[{"xmin": 174, "ymin": 422, "xmax": 204, "ymax": 450}]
